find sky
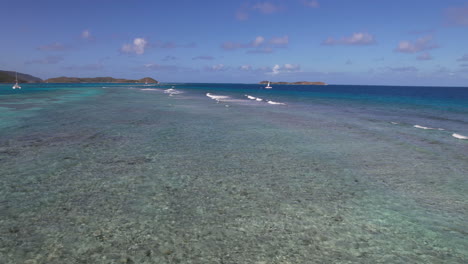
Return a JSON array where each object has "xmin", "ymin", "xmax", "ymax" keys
[{"xmin": 2, "ymin": 0, "xmax": 468, "ymax": 86}]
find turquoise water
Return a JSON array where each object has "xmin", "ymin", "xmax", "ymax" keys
[{"xmin": 0, "ymin": 83, "xmax": 467, "ymax": 263}]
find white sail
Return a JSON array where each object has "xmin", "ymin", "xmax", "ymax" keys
[{"xmin": 12, "ymin": 72, "xmax": 21, "ymax": 89}]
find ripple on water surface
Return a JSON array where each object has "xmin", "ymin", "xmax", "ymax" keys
[{"xmin": 0, "ymin": 84, "xmax": 467, "ymax": 263}]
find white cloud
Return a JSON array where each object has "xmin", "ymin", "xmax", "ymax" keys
[
  {"xmin": 268, "ymin": 64, "xmax": 301, "ymax": 75},
  {"xmin": 322, "ymin": 32, "xmax": 376, "ymax": 46},
  {"xmin": 301, "ymin": 0, "xmax": 320, "ymax": 8},
  {"xmin": 81, "ymin": 30, "xmax": 91, "ymax": 39},
  {"xmin": 240, "ymin": 65, "xmax": 252, "ymax": 71},
  {"xmin": 206, "ymin": 64, "xmax": 227, "ymax": 72},
  {"xmin": 284, "ymin": 64, "xmax": 300, "ymax": 71},
  {"xmin": 121, "ymin": 38, "xmax": 148, "ymax": 55},
  {"xmin": 252, "ymin": 36, "xmax": 265, "ymax": 47},
  {"xmin": 344, "ymin": 32, "xmax": 375, "ymax": 45},
  {"xmin": 222, "ymin": 35, "xmax": 288, "ymax": 52},
  {"xmin": 322, "ymin": 37, "xmax": 335, "ymax": 45},
  {"xmin": 395, "ymin": 35, "xmax": 438, "ymax": 53},
  {"xmin": 252, "ymin": 2, "xmax": 281, "ymax": 14},
  {"xmin": 271, "ymin": 64, "xmax": 281, "ymax": 75},
  {"xmin": 235, "ymin": 2, "xmax": 282, "ymax": 21}
]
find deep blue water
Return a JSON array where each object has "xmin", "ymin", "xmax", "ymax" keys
[{"xmin": 2, "ymin": 83, "xmax": 468, "ymax": 107}]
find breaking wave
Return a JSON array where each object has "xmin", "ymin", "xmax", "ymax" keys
[
  {"xmin": 245, "ymin": 94, "xmax": 285, "ymax": 105},
  {"xmin": 452, "ymin": 133, "xmax": 468, "ymax": 140},
  {"xmin": 414, "ymin": 125, "xmax": 444, "ymax": 131},
  {"xmin": 164, "ymin": 88, "xmax": 183, "ymax": 96}
]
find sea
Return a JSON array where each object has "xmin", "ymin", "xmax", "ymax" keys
[{"xmin": 0, "ymin": 83, "xmax": 467, "ymax": 263}]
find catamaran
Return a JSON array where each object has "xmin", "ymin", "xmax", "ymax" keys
[
  {"xmin": 12, "ymin": 72, "xmax": 21, "ymax": 89},
  {"xmin": 265, "ymin": 81, "xmax": 272, "ymax": 89}
]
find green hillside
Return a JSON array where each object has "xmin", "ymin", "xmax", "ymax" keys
[
  {"xmin": 45, "ymin": 76, "xmax": 158, "ymax": 83},
  {"xmin": 0, "ymin": 70, "xmax": 43, "ymax": 83}
]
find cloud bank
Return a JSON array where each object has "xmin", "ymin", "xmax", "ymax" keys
[
  {"xmin": 394, "ymin": 35, "xmax": 438, "ymax": 53},
  {"xmin": 445, "ymin": 5, "xmax": 468, "ymax": 26},
  {"xmin": 268, "ymin": 64, "xmax": 301, "ymax": 75},
  {"xmin": 37, "ymin": 42, "xmax": 68, "ymax": 51},
  {"xmin": 235, "ymin": 2, "xmax": 283, "ymax": 21},
  {"xmin": 205, "ymin": 64, "xmax": 228, "ymax": 72},
  {"xmin": 301, "ymin": 0, "xmax": 320, "ymax": 8},
  {"xmin": 222, "ymin": 35, "xmax": 289, "ymax": 53},
  {"xmin": 322, "ymin": 32, "xmax": 376, "ymax": 46}
]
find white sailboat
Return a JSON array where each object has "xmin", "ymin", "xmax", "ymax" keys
[
  {"xmin": 265, "ymin": 81, "xmax": 272, "ymax": 89},
  {"xmin": 12, "ymin": 72, "xmax": 21, "ymax": 89}
]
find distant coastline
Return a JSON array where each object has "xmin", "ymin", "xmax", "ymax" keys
[
  {"xmin": 0, "ymin": 70, "xmax": 158, "ymax": 84},
  {"xmin": 0, "ymin": 70, "xmax": 43, "ymax": 83},
  {"xmin": 44, "ymin": 77, "xmax": 158, "ymax": 84},
  {"xmin": 259, "ymin": 81, "xmax": 327, "ymax": 85}
]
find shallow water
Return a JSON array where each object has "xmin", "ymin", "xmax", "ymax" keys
[{"xmin": 0, "ymin": 83, "xmax": 467, "ymax": 263}]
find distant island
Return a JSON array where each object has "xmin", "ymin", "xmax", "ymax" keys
[
  {"xmin": 0, "ymin": 70, "xmax": 43, "ymax": 83},
  {"xmin": 0, "ymin": 70, "xmax": 158, "ymax": 84},
  {"xmin": 259, "ymin": 81, "xmax": 327, "ymax": 85},
  {"xmin": 44, "ymin": 77, "xmax": 158, "ymax": 84}
]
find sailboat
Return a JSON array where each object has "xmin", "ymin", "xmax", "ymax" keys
[
  {"xmin": 12, "ymin": 72, "xmax": 21, "ymax": 89},
  {"xmin": 265, "ymin": 81, "xmax": 272, "ymax": 89}
]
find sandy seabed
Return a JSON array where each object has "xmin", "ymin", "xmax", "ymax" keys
[{"xmin": 0, "ymin": 84, "xmax": 467, "ymax": 263}]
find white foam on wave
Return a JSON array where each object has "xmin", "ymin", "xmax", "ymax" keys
[
  {"xmin": 141, "ymin": 88, "xmax": 160, "ymax": 91},
  {"xmin": 414, "ymin": 125, "xmax": 445, "ymax": 131},
  {"xmin": 164, "ymin": 88, "xmax": 183, "ymax": 95},
  {"xmin": 414, "ymin": 125, "xmax": 435, "ymax": 130},
  {"xmin": 390, "ymin": 122, "xmax": 399, "ymax": 125},
  {"xmin": 206, "ymin": 93, "xmax": 230, "ymax": 101},
  {"xmin": 452, "ymin": 133, "xmax": 468, "ymax": 140},
  {"xmin": 267, "ymin": 101, "xmax": 286, "ymax": 105},
  {"xmin": 207, "ymin": 93, "xmax": 286, "ymax": 107},
  {"xmin": 245, "ymin": 94, "xmax": 264, "ymax": 101}
]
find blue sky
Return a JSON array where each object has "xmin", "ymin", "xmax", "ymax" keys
[{"xmin": 2, "ymin": 0, "xmax": 468, "ymax": 86}]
